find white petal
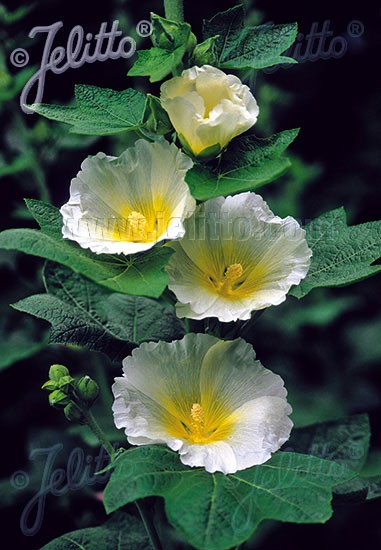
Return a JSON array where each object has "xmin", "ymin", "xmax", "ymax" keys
[
  {"xmin": 226, "ymin": 397, "xmax": 293, "ymax": 470},
  {"xmin": 178, "ymin": 441, "xmax": 237, "ymax": 474},
  {"xmin": 200, "ymin": 338, "xmax": 288, "ymax": 412}
]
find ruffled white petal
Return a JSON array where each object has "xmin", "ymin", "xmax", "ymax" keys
[
  {"xmin": 60, "ymin": 139, "xmax": 195, "ymax": 254},
  {"xmin": 178, "ymin": 441, "xmax": 237, "ymax": 474},
  {"xmin": 224, "ymin": 397, "xmax": 293, "ymax": 471}
]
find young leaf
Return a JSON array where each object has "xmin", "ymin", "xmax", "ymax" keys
[
  {"xmin": 41, "ymin": 511, "xmax": 149, "ymax": 549},
  {"xmin": 0, "ymin": 200, "xmax": 172, "ymax": 298},
  {"xmin": 290, "ymin": 208, "xmax": 381, "ymax": 298},
  {"xmin": 13, "ymin": 262, "xmax": 184, "ymax": 362},
  {"xmin": 104, "ymin": 446, "xmax": 355, "ymax": 550},
  {"xmin": 27, "ymin": 85, "xmax": 147, "ymax": 135},
  {"xmin": 128, "ymin": 17, "xmax": 191, "ymax": 82},
  {"xmin": 203, "ymin": 6, "xmax": 297, "ymax": 70},
  {"xmin": 186, "ymin": 129, "xmax": 299, "ymax": 201}
]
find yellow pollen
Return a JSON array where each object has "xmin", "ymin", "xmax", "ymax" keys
[
  {"xmin": 190, "ymin": 403, "xmax": 205, "ymax": 442},
  {"xmin": 215, "ymin": 263, "xmax": 244, "ymax": 296},
  {"xmin": 127, "ymin": 211, "xmax": 147, "ymax": 241}
]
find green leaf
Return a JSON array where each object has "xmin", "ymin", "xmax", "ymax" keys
[
  {"xmin": 333, "ymin": 475, "xmax": 381, "ymax": 503},
  {"xmin": 13, "ymin": 262, "xmax": 184, "ymax": 362},
  {"xmin": 286, "ymin": 414, "xmax": 371, "ymax": 471},
  {"xmin": 128, "ymin": 17, "xmax": 191, "ymax": 82},
  {"xmin": 0, "ymin": 199, "xmax": 172, "ymax": 298},
  {"xmin": 104, "ymin": 446, "xmax": 355, "ymax": 550},
  {"xmin": 27, "ymin": 85, "xmax": 147, "ymax": 135},
  {"xmin": 203, "ymin": 6, "xmax": 297, "ymax": 70},
  {"xmin": 186, "ymin": 129, "xmax": 298, "ymax": 201},
  {"xmin": 290, "ymin": 208, "xmax": 381, "ymax": 298},
  {"xmin": 41, "ymin": 511, "xmax": 150, "ymax": 549},
  {"xmin": 285, "ymin": 415, "xmax": 376, "ymax": 503}
]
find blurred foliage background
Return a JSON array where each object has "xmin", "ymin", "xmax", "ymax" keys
[{"xmin": 0, "ymin": 0, "xmax": 380, "ymax": 548}]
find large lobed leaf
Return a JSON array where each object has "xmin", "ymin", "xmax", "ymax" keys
[
  {"xmin": 13, "ymin": 262, "xmax": 184, "ymax": 362},
  {"xmin": 27, "ymin": 85, "xmax": 147, "ymax": 135},
  {"xmin": 186, "ymin": 129, "xmax": 298, "ymax": 200},
  {"xmin": 286, "ymin": 414, "xmax": 381, "ymax": 502},
  {"xmin": 104, "ymin": 446, "xmax": 355, "ymax": 550},
  {"xmin": 291, "ymin": 208, "xmax": 381, "ymax": 298},
  {"xmin": 0, "ymin": 200, "xmax": 172, "ymax": 298},
  {"xmin": 286, "ymin": 413, "xmax": 371, "ymax": 471},
  {"xmin": 203, "ymin": 6, "xmax": 297, "ymax": 70},
  {"xmin": 41, "ymin": 511, "xmax": 149, "ymax": 549}
]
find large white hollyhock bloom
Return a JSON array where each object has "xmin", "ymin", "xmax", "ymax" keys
[
  {"xmin": 166, "ymin": 192, "xmax": 312, "ymax": 322},
  {"xmin": 160, "ymin": 65, "xmax": 259, "ymax": 158},
  {"xmin": 112, "ymin": 333, "xmax": 293, "ymax": 474},
  {"xmin": 60, "ymin": 139, "xmax": 195, "ymax": 255}
]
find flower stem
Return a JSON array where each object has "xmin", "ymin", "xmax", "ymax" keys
[
  {"xmin": 164, "ymin": 0, "xmax": 184, "ymax": 22},
  {"xmin": 81, "ymin": 407, "xmax": 115, "ymax": 460},
  {"xmin": 135, "ymin": 500, "xmax": 164, "ymax": 550}
]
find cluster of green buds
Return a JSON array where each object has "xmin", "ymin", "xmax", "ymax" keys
[{"xmin": 42, "ymin": 364, "xmax": 99, "ymax": 423}]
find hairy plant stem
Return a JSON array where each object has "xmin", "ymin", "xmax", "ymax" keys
[
  {"xmin": 135, "ymin": 500, "xmax": 164, "ymax": 550},
  {"xmin": 81, "ymin": 407, "xmax": 116, "ymax": 459},
  {"xmin": 164, "ymin": 0, "xmax": 184, "ymax": 22}
]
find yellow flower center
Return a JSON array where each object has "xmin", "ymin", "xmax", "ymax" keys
[
  {"xmin": 163, "ymin": 399, "xmax": 237, "ymax": 445},
  {"xmin": 214, "ymin": 263, "xmax": 244, "ymax": 297},
  {"xmin": 190, "ymin": 403, "xmax": 205, "ymax": 442},
  {"xmin": 127, "ymin": 211, "xmax": 148, "ymax": 241}
]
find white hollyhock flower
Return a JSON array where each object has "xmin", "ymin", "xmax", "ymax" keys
[
  {"xmin": 60, "ymin": 139, "xmax": 195, "ymax": 255},
  {"xmin": 166, "ymin": 192, "xmax": 312, "ymax": 322},
  {"xmin": 112, "ymin": 333, "xmax": 293, "ymax": 474},
  {"xmin": 160, "ymin": 65, "xmax": 259, "ymax": 158}
]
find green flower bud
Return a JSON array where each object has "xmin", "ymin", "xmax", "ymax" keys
[
  {"xmin": 75, "ymin": 376, "xmax": 99, "ymax": 405},
  {"xmin": 64, "ymin": 402, "xmax": 84, "ymax": 423},
  {"xmin": 49, "ymin": 390, "xmax": 71, "ymax": 407},
  {"xmin": 42, "ymin": 380, "xmax": 58, "ymax": 391},
  {"xmin": 191, "ymin": 36, "xmax": 219, "ymax": 66},
  {"xmin": 151, "ymin": 13, "xmax": 185, "ymax": 49},
  {"xmin": 49, "ymin": 364, "xmax": 70, "ymax": 381},
  {"xmin": 58, "ymin": 375, "xmax": 75, "ymax": 391},
  {"xmin": 186, "ymin": 32, "xmax": 197, "ymax": 54}
]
